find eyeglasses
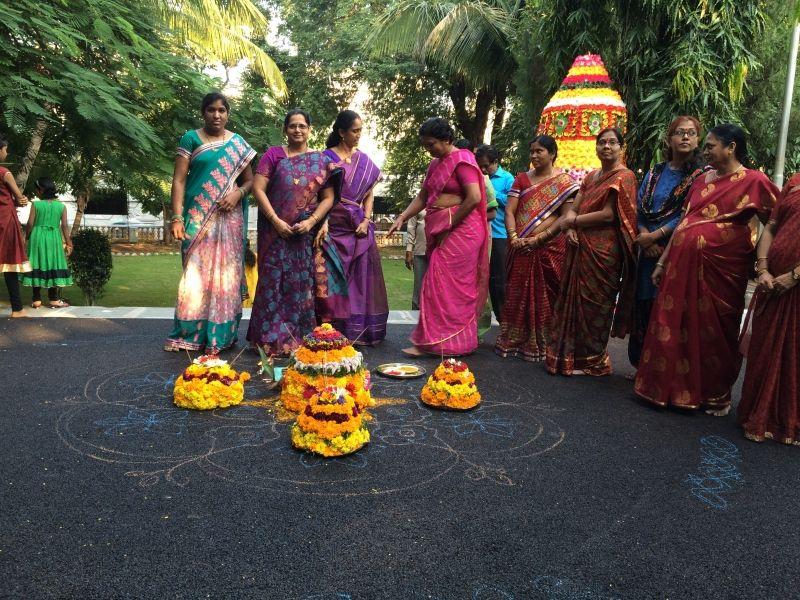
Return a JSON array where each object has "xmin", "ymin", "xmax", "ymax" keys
[
  {"xmin": 596, "ymin": 139, "xmax": 621, "ymax": 147},
  {"xmin": 672, "ymin": 129, "xmax": 698, "ymax": 138}
]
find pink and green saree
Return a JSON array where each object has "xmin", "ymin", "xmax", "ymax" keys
[{"xmin": 165, "ymin": 130, "xmax": 255, "ymax": 353}]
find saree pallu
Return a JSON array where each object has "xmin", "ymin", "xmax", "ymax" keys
[
  {"xmin": 546, "ymin": 168, "xmax": 638, "ymax": 375},
  {"xmin": 495, "ymin": 172, "xmax": 578, "ymax": 360},
  {"xmin": 166, "ymin": 133, "xmax": 255, "ymax": 353},
  {"xmin": 411, "ymin": 149, "xmax": 489, "ymax": 355},
  {"xmin": 629, "ymin": 164, "xmax": 709, "ymax": 366},
  {"xmin": 738, "ymin": 174, "xmax": 800, "ymax": 443},
  {"xmin": 316, "ymin": 149, "xmax": 388, "ymax": 344},
  {"xmin": 635, "ymin": 168, "xmax": 778, "ymax": 409},
  {"xmin": 246, "ymin": 151, "xmax": 341, "ymax": 355}
]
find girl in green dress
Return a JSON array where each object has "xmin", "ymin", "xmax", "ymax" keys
[{"xmin": 21, "ymin": 178, "xmax": 73, "ymax": 308}]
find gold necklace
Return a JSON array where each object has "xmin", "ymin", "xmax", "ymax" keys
[
  {"xmin": 284, "ymin": 145, "xmax": 308, "ymax": 185},
  {"xmin": 337, "ymin": 145, "xmax": 356, "ymax": 164},
  {"xmin": 714, "ymin": 164, "xmax": 744, "ymax": 180},
  {"xmin": 201, "ymin": 128, "xmax": 226, "ymax": 144}
]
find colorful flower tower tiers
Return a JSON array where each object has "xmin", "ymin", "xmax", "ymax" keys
[
  {"xmin": 291, "ymin": 385, "xmax": 370, "ymax": 457},
  {"xmin": 173, "ymin": 355, "xmax": 251, "ymax": 410},
  {"xmin": 280, "ymin": 323, "xmax": 373, "ymax": 413},
  {"xmin": 420, "ymin": 358, "xmax": 481, "ymax": 410},
  {"xmin": 537, "ymin": 53, "xmax": 627, "ymax": 182}
]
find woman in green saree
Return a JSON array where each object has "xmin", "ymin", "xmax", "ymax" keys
[{"xmin": 165, "ymin": 92, "xmax": 256, "ymax": 353}]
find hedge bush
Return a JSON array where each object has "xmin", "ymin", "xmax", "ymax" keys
[{"xmin": 68, "ymin": 229, "xmax": 113, "ymax": 305}]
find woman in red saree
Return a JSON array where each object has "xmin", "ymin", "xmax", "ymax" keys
[
  {"xmin": 737, "ymin": 173, "xmax": 800, "ymax": 444},
  {"xmin": 635, "ymin": 124, "xmax": 778, "ymax": 414},
  {"xmin": 546, "ymin": 128, "xmax": 638, "ymax": 376},
  {"xmin": 387, "ymin": 118, "xmax": 489, "ymax": 356},
  {"xmin": 495, "ymin": 135, "xmax": 579, "ymax": 360}
]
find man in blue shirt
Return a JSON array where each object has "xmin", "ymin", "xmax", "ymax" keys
[{"xmin": 476, "ymin": 144, "xmax": 514, "ymax": 322}]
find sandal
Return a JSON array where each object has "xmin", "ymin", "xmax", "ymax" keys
[
  {"xmin": 31, "ymin": 301, "xmax": 42, "ymax": 309},
  {"xmin": 48, "ymin": 300, "xmax": 70, "ymax": 308}
]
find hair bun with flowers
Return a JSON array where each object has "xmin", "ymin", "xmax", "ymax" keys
[{"xmin": 420, "ymin": 358, "xmax": 481, "ymax": 411}]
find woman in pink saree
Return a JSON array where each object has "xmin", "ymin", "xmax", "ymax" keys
[{"xmin": 388, "ymin": 118, "xmax": 489, "ymax": 356}]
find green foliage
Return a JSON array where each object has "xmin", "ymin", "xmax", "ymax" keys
[
  {"xmin": 0, "ymin": 0, "xmax": 218, "ymax": 216},
  {"xmin": 741, "ymin": 3, "xmax": 800, "ymax": 177},
  {"xmin": 68, "ymin": 229, "xmax": 113, "ymax": 305}
]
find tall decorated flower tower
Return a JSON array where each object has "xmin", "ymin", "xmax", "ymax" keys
[{"xmin": 537, "ymin": 54, "xmax": 627, "ymax": 183}]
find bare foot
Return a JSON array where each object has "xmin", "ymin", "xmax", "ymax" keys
[
  {"xmin": 705, "ymin": 406, "xmax": 731, "ymax": 417},
  {"xmin": 10, "ymin": 311, "xmax": 27, "ymax": 318},
  {"xmin": 401, "ymin": 346, "xmax": 425, "ymax": 358}
]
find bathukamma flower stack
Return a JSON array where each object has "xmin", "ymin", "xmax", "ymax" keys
[{"xmin": 537, "ymin": 53, "xmax": 627, "ymax": 182}]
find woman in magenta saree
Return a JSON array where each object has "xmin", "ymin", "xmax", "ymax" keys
[
  {"xmin": 635, "ymin": 124, "xmax": 778, "ymax": 413},
  {"xmin": 317, "ymin": 110, "xmax": 388, "ymax": 344},
  {"xmin": 246, "ymin": 109, "xmax": 341, "ymax": 356},
  {"xmin": 388, "ymin": 118, "xmax": 489, "ymax": 356},
  {"xmin": 165, "ymin": 93, "xmax": 255, "ymax": 353},
  {"xmin": 495, "ymin": 136, "xmax": 579, "ymax": 361},
  {"xmin": 738, "ymin": 173, "xmax": 800, "ymax": 444},
  {"xmin": 546, "ymin": 128, "xmax": 638, "ymax": 376}
]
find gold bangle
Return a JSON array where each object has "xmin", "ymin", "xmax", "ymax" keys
[{"xmin": 656, "ymin": 262, "xmax": 665, "ymax": 268}]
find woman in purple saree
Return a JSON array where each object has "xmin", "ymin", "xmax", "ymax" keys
[
  {"xmin": 317, "ymin": 110, "xmax": 388, "ymax": 345},
  {"xmin": 246, "ymin": 109, "xmax": 342, "ymax": 356}
]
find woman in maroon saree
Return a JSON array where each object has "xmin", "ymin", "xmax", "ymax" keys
[
  {"xmin": 546, "ymin": 128, "xmax": 638, "ymax": 376},
  {"xmin": 387, "ymin": 117, "xmax": 489, "ymax": 356},
  {"xmin": 495, "ymin": 135, "xmax": 579, "ymax": 361},
  {"xmin": 635, "ymin": 124, "xmax": 778, "ymax": 414},
  {"xmin": 737, "ymin": 173, "xmax": 800, "ymax": 444},
  {"xmin": 317, "ymin": 110, "xmax": 388, "ymax": 344}
]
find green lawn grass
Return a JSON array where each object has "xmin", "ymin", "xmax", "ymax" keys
[{"xmin": 2, "ymin": 252, "xmax": 414, "ymax": 310}]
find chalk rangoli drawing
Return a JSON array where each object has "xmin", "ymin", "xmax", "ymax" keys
[{"xmin": 58, "ymin": 356, "xmax": 566, "ymax": 496}]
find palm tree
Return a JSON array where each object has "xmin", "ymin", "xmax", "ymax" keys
[
  {"xmin": 157, "ymin": 0, "xmax": 286, "ymax": 96},
  {"xmin": 367, "ymin": 0, "xmax": 523, "ymax": 144}
]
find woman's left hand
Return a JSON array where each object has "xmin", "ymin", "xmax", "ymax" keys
[
  {"xmin": 434, "ymin": 230, "xmax": 450, "ymax": 246},
  {"xmin": 355, "ymin": 219, "xmax": 369, "ymax": 237},
  {"xmin": 292, "ymin": 219, "xmax": 315, "ymax": 236},
  {"xmin": 314, "ymin": 222, "xmax": 329, "ymax": 248},
  {"xmin": 771, "ymin": 272, "xmax": 798, "ymax": 293},
  {"xmin": 565, "ymin": 228, "xmax": 579, "ymax": 246},
  {"xmin": 217, "ymin": 191, "xmax": 241, "ymax": 212}
]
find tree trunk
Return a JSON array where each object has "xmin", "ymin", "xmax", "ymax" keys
[
  {"xmin": 14, "ymin": 119, "xmax": 48, "ymax": 189},
  {"xmin": 448, "ymin": 79, "xmax": 496, "ymax": 146},
  {"xmin": 162, "ymin": 201, "xmax": 172, "ymax": 245},
  {"xmin": 449, "ymin": 79, "xmax": 474, "ymax": 141},
  {"xmin": 72, "ymin": 189, "xmax": 91, "ymax": 233},
  {"xmin": 491, "ymin": 88, "xmax": 509, "ymax": 140}
]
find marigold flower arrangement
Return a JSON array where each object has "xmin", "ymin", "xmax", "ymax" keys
[
  {"xmin": 173, "ymin": 355, "xmax": 251, "ymax": 410},
  {"xmin": 291, "ymin": 385, "xmax": 370, "ymax": 457},
  {"xmin": 537, "ymin": 53, "xmax": 627, "ymax": 183},
  {"xmin": 420, "ymin": 358, "xmax": 481, "ymax": 411},
  {"xmin": 280, "ymin": 324, "xmax": 374, "ymax": 413}
]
